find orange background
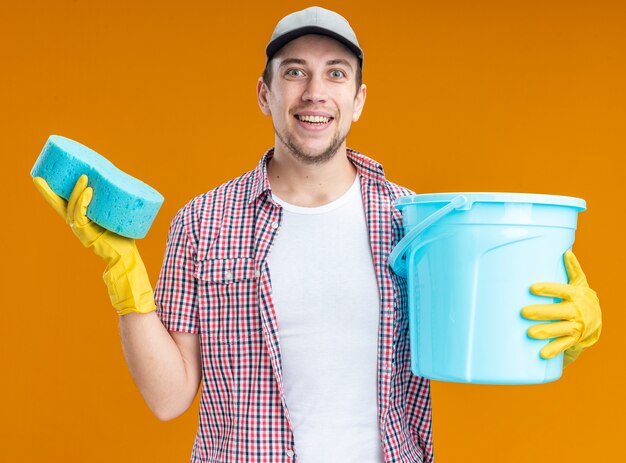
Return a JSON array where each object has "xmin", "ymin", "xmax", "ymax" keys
[{"xmin": 2, "ymin": 0, "xmax": 624, "ymax": 461}]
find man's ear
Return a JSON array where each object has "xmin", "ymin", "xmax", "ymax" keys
[
  {"xmin": 352, "ymin": 83, "xmax": 367, "ymax": 122},
  {"xmin": 257, "ymin": 77, "xmax": 272, "ymax": 116}
]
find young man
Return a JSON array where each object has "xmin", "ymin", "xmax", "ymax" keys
[{"xmin": 34, "ymin": 6, "xmax": 601, "ymax": 463}]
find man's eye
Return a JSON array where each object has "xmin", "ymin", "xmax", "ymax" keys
[
  {"xmin": 330, "ymin": 70, "xmax": 346, "ymax": 78},
  {"xmin": 286, "ymin": 69, "xmax": 304, "ymax": 77}
]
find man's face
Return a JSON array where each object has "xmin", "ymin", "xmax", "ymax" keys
[{"xmin": 257, "ymin": 34, "xmax": 366, "ymax": 165}]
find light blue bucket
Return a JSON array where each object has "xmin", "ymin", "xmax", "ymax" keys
[{"xmin": 389, "ymin": 193, "xmax": 586, "ymax": 384}]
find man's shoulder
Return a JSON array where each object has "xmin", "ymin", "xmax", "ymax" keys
[
  {"xmin": 347, "ymin": 148, "xmax": 416, "ymax": 200},
  {"xmin": 182, "ymin": 169, "xmax": 255, "ymax": 213},
  {"xmin": 169, "ymin": 168, "xmax": 257, "ymax": 235},
  {"xmin": 385, "ymin": 178, "xmax": 416, "ymax": 200}
]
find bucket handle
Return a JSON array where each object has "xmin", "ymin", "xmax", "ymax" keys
[{"xmin": 389, "ymin": 195, "xmax": 469, "ymax": 278}]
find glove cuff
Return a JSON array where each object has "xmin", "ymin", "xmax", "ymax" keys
[
  {"xmin": 564, "ymin": 326, "xmax": 602, "ymax": 368},
  {"xmin": 102, "ymin": 246, "xmax": 156, "ymax": 316},
  {"xmin": 578, "ymin": 325, "xmax": 602, "ymax": 348}
]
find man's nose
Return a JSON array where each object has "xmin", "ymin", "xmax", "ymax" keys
[{"xmin": 302, "ymin": 75, "xmax": 328, "ymax": 103}]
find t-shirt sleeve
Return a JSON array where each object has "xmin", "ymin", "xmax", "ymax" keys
[{"xmin": 154, "ymin": 208, "xmax": 199, "ymax": 333}]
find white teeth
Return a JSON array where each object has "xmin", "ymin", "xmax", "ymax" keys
[{"xmin": 298, "ymin": 115, "xmax": 330, "ymax": 123}]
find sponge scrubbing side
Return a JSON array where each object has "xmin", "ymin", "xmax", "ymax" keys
[{"xmin": 31, "ymin": 135, "xmax": 164, "ymax": 239}]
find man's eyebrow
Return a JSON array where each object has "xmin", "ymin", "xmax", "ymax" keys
[
  {"xmin": 326, "ymin": 59, "xmax": 354, "ymax": 71},
  {"xmin": 278, "ymin": 58, "xmax": 307, "ymax": 68},
  {"xmin": 277, "ymin": 58, "xmax": 354, "ymax": 71}
]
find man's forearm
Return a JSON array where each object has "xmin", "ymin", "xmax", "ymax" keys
[{"xmin": 119, "ymin": 312, "xmax": 201, "ymax": 421}]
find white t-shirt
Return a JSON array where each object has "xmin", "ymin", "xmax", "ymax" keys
[{"xmin": 267, "ymin": 175, "xmax": 383, "ymax": 462}]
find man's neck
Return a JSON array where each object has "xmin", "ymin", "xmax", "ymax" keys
[{"xmin": 267, "ymin": 145, "xmax": 357, "ymax": 207}]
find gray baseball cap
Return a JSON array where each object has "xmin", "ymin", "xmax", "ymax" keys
[{"xmin": 266, "ymin": 6, "xmax": 363, "ymax": 68}]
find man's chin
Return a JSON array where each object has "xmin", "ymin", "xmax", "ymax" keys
[
  {"xmin": 275, "ymin": 129, "xmax": 347, "ymax": 165},
  {"xmin": 290, "ymin": 146, "xmax": 340, "ymax": 165}
]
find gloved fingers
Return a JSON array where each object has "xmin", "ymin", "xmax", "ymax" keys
[
  {"xmin": 527, "ymin": 320, "xmax": 580, "ymax": 340},
  {"xmin": 66, "ymin": 175, "xmax": 89, "ymax": 225},
  {"xmin": 530, "ymin": 282, "xmax": 574, "ymax": 300},
  {"xmin": 564, "ymin": 250, "xmax": 590, "ymax": 288},
  {"xmin": 540, "ymin": 335, "xmax": 578, "ymax": 359},
  {"xmin": 33, "ymin": 177, "xmax": 67, "ymax": 219},
  {"xmin": 74, "ymin": 187, "xmax": 93, "ymax": 227},
  {"xmin": 521, "ymin": 301, "xmax": 577, "ymax": 321}
]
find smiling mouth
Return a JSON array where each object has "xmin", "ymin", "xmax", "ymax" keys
[{"xmin": 295, "ymin": 114, "xmax": 334, "ymax": 125}]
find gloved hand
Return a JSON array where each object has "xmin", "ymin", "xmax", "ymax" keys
[
  {"xmin": 33, "ymin": 174, "xmax": 156, "ymax": 316},
  {"xmin": 522, "ymin": 250, "xmax": 601, "ymax": 367}
]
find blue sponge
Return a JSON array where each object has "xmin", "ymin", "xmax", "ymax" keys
[{"xmin": 31, "ymin": 135, "xmax": 164, "ymax": 239}]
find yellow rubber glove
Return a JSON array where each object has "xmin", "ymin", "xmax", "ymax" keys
[
  {"xmin": 33, "ymin": 174, "xmax": 156, "ymax": 316},
  {"xmin": 522, "ymin": 250, "xmax": 601, "ymax": 367}
]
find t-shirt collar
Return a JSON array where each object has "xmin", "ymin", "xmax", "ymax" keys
[{"xmin": 248, "ymin": 148, "xmax": 387, "ymax": 204}]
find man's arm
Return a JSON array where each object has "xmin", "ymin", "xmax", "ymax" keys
[
  {"xmin": 33, "ymin": 175, "xmax": 201, "ymax": 419},
  {"xmin": 119, "ymin": 313, "xmax": 201, "ymax": 421}
]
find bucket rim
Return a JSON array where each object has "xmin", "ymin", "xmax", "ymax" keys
[{"xmin": 395, "ymin": 192, "xmax": 586, "ymax": 211}]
